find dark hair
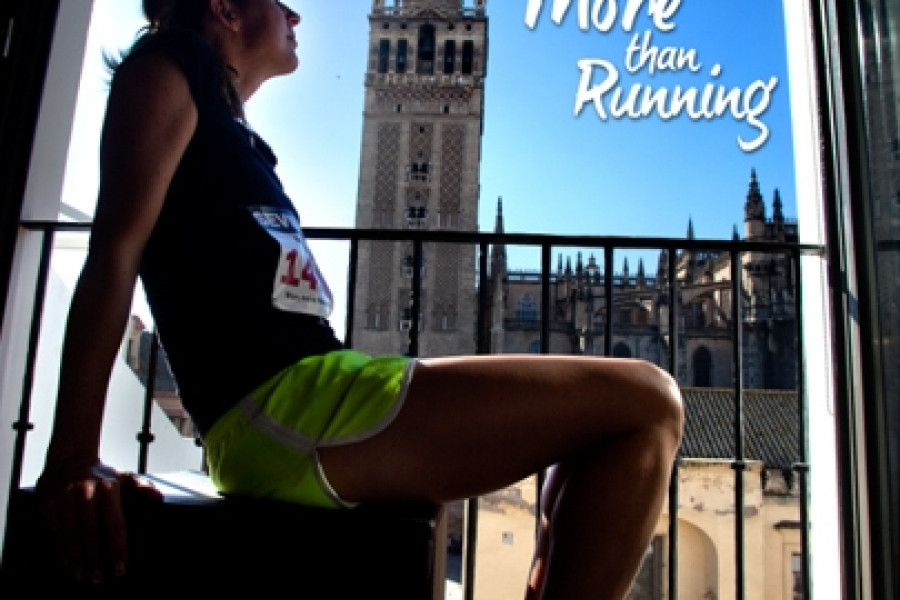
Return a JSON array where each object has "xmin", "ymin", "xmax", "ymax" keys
[
  {"xmin": 105, "ymin": 0, "xmax": 246, "ymax": 117},
  {"xmin": 104, "ymin": 0, "xmax": 210, "ymax": 71},
  {"xmin": 143, "ymin": 0, "xmax": 209, "ymax": 34}
]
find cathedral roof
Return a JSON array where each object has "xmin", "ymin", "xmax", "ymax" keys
[{"xmin": 679, "ymin": 388, "xmax": 801, "ymax": 470}]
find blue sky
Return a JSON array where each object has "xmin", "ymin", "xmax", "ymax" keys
[
  {"xmin": 64, "ymin": 0, "xmax": 795, "ymax": 279},
  {"xmin": 479, "ymin": 0, "xmax": 794, "ymax": 242}
]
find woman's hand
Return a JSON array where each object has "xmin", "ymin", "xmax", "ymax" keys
[{"xmin": 35, "ymin": 461, "xmax": 163, "ymax": 584}]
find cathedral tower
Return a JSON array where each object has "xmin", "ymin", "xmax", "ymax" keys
[{"xmin": 352, "ymin": 0, "xmax": 488, "ymax": 357}]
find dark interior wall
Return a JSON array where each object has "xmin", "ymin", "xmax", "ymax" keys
[{"xmin": 0, "ymin": 0, "xmax": 61, "ymax": 333}]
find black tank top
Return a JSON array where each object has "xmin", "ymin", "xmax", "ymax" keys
[{"xmin": 129, "ymin": 28, "xmax": 344, "ymax": 436}]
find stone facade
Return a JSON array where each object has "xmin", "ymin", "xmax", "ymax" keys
[
  {"xmin": 351, "ymin": 0, "xmax": 488, "ymax": 358},
  {"xmin": 465, "ymin": 458, "xmax": 803, "ymax": 600},
  {"xmin": 487, "ymin": 170, "xmax": 800, "ymax": 390}
]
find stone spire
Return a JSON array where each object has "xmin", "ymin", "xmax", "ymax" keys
[
  {"xmin": 657, "ymin": 248, "xmax": 669, "ymax": 286},
  {"xmin": 489, "ymin": 196, "xmax": 506, "ymax": 354},
  {"xmin": 490, "ymin": 197, "xmax": 507, "ymax": 276},
  {"xmin": 685, "ymin": 218, "xmax": 697, "ymax": 279},
  {"xmin": 745, "ymin": 168, "xmax": 766, "ymax": 221},
  {"xmin": 773, "ymin": 188, "xmax": 784, "ymax": 222},
  {"xmin": 772, "ymin": 188, "xmax": 786, "ymax": 239},
  {"xmin": 744, "ymin": 169, "xmax": 767, "ymax": 240},
  {"xmin": 585, "ymin": 254, "xmax": 599, "ymax": 280}
]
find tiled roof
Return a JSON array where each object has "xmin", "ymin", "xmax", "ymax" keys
[{"xmin": 679, "ymin": 388, "xmax": 802, "ymax": 470}]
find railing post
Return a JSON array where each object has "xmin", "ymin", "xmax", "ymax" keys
[
  {"xmin": 462, "ymin": 242, "xmax": 492, "ymax": 600},
  {"xmin": 8, "ymin": 228, "xmax": 54, "ymax": 494},
  {"xmin": 407, "ymin": 238, "xmax": 423, "ymax": 358},
  {"xmin": 731, "ymin": 249, "xmax": 747, "ymax": 600},
  {"xmin": 10, "ymin": 223, "xmax": 825, "ymax": 600},
  {"xmin": 667, "ymin": 247, "xmax": 680, "ymax": 600},
  {"xmin": 540, "ymin": 243, "xmax": 551, "ymax": 355},
  {"xmin": 136, "ymin": 328, "xmax": 159, "ymax": 475},
  {"xmin": 476, "ymin": 241, "xmax": 489, "ymax": 355},
  {"xmin": 343, "ymin": 238, "xmax": 360, "ymax": 347},
  {"xmin": 792, "ymin": 246, "xmax": 812, "ymax": 600},
  {"xmin": 604, "ymin": 247, "xmax": 614, "ymax": 356}
]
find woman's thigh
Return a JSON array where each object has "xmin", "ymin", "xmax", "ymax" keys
[{"xmin": 319, "ymin": 354, "xmax": 681, "ymax": 505}]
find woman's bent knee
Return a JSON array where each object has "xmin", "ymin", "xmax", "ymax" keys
[{"xmin": 630, "ymin": 360, "xmax": 684, "ymax": 441}]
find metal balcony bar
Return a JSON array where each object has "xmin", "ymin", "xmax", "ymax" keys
[
  {"xmin": 731, "ymin": 249, "xmax": 748, "ymax": 600},
  {"xmin": 667, "ymin": 244, "xmax": 682, "ymax": 600},
  {"xmin": 8, "ymin": 228, "xmax": 54, "ymax": 492},
  {"xmin": 792, "ymin": 249, "xmax": 813, "ymax": 600},
  {"xmin": 12, "ymin": 220, "xmax": 825, "ymax": 598},
  {"xmin": 137, "ymin": 324, "xmax": 159, "ymax": 474},
  {"xmin": 343, "ymin": 238, "xmax": 360, "ymax": 348}
]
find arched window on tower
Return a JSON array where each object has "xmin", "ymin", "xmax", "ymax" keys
[
  {"xmin": 443, "ymin": 40, "xmax": 456, "ymax": 74},
  {"xmin": 405, "ymin": 206, "xmax": 427, "ymax": 229},
  {"xmin": 396, "ymin": 39, "xmax": 408, "ymax": 73},
  {"xmin": 408, "ymin": 161, "xmax": 430, "ymax": 182},
  {"xmin": 417, "ymin": 24, "xmax": 435, "ymax": 74},
  {"xmin": 368, "ymin": 303, "xmax": 385, "ymax": 330},
  {"xmin": 461, "ymin": 40, "xmax": 474, "ymax": 74},
  {"xmin": 401, "ymin": 252, "xmax": 425, "ymax": 279},
  {"xmin": 693, "ymin": 346, "xmax": 713, "ymax": 387},
  {"xmin": 378, "ymin": 39, "xmax": 390, "ymax": 73}
]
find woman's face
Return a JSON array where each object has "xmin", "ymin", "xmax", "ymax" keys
[{"xmin": 234, "ymin": 0, "xmax": 302, "ymax": 79}]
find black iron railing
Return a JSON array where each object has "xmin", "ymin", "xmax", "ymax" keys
[{"xmin": 9, "ymin": 220, "xmax": 825, "ymax": 599}]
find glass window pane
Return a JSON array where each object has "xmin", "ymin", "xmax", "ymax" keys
[{"xmin": 854, "ymin": 0, "xmax": 900, "ymax": 573}]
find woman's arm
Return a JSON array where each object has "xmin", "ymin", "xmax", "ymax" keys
[{"xmin": 36, "ymin": 49, "xmax": 199, "ymax": 584}]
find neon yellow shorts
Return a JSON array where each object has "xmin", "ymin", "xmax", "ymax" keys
[{"xmin": 204, "ymin": 349, "xmax": 415, "ymax": 508}]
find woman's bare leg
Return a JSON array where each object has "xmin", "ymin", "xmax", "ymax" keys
[
  {"xmin": 531, "ymin": 427, "xmax": 676, "ymax": 599},
  {"xmin": 320, "ymin": 355, "xmax": 683, "ymax": 600},
  {"xmin": 526, "ymin": 464, "xmax": 562, "ymax": 599}
]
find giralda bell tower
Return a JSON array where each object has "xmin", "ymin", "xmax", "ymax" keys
[{"xmin": 352, "ymin": 0, "xmax": 488, "ymax": 357}]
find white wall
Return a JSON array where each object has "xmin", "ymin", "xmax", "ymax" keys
[
  {"xmin": 18, "ymin": 259, "xmax": 204, "ymax": 487},
  {"xmin": 0, "ymin": 0, "xmax": 96, "ymax": 548},
  {"xmin": 0, "ymin": 0, "xmax": 202, "ymax": 547},
  {"xmin": 783, "ymin": 2, "xmax": 842, "ymax": 599}
]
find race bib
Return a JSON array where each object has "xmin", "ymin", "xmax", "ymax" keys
[{"xmin": 250, "ymin": 206, "xmax": 333, "ymax": 318}]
